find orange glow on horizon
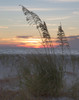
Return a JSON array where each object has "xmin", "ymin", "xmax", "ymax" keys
[
  {"xmin": 17, "ymin": 44, "xmax": 43, "ymax": 48},
  {"xmin": 0, "ymin": 37, "xmax": 59, "ymax": 48},
  {"xmin": 17, "ymin": 42, "xmax": 59, "ymax": 48}
]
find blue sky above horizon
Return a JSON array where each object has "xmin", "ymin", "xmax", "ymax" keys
[{"xmin": 0, "ymin": 0, "xmax": 79, "ymax": 48}]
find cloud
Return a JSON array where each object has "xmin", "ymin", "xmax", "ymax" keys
[
  {"xmin": 0, "ymin": 26, "xmax": 8, "ymax": 29},
  {"xmin": 68, "ymin": 27, "xmax": 77, "ymax": 30},
  {"xmin": 0, "ymin": 6, "xmax": 52, "ymax": 12},
  {"xmin": 16, "ymin": 36, "xmax": 32, "ymax": 39},
  {"xmin": 67, "ymin": 35, "xmax": 79, "ymax": 49},
  {"xmin": 59, "ymin": 0, "xmax": 79, "ymax": 2},
  {"xmin": 47, "ymin": 23, "xmax": 57, "ymax": 26},
  {"xmin": 12, "ymin": 24, "xmax": 29, "ymax": 27},
  {"xmin": 29, "ymin": 8, "xmax": 66, "ymax": 11},
  {"xmin": 29, "ymin": 8, "xmax": 59, "ymax": 11},
  {"xmin": 45, "ymin": 0, "xmax": 79, "ymax": 2},
  {"xmin": 0, "ymin": 6, "xmax": 21, "ymax": 12},
  {"xmin": 56, "ymin": 35, "xmax": 79, "ymax": 49},
  {"xmin": 0, "ymin": 44, "xmax": 18, "ymax": 47},
  {"xmin": 45, "ymin": 16, "xmax": 71, "ymax": 21},
  {"xmin": 73, "ymin": 11, "xmax": 79, "ymax": 15},
  {"xmin": 67, "ymin": 35, "xmax": 79, "ymax": 39},
  {"xmin": 0, "ymin": 6, "xmax": 68, "ymax": 12}
]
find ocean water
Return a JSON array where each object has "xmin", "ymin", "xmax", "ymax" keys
[{"xmin": 0, "ymin": 47, "xmax": 79, "ymax": 55}]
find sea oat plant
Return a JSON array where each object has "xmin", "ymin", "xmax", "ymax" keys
[{"xmin": 18, "ymin": 5, "xmax": 64, "ymax": 99}]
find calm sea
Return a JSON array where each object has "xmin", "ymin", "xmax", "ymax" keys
[{"xmin": 0, "ymin": 47, "xmax": 79, "ymax": 55}]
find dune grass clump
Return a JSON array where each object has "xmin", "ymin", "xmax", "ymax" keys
[
  {"xmin": 18, "ymin": 5, "xmax": 64, "ymax": 98},
  {"xmin": 19, "ymin": 54, "xmax": 63, "ymax": 97}
]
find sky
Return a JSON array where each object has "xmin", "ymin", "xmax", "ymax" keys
[{"xmin": 0, "ymin": 0, "xmax": 79, "ymax": 48}]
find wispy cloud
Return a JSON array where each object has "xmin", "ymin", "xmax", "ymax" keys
[
  {"xmin": 68, "ymin": 27, "xmax": 77, "ymax": 30},
  {"xmin": 0, "ymin": 6, "xmax": 21, "ymax": 12},
  {"xmin": 67, "ymin": 35, "xmax": 79, "ymax": 39},
  {"xmin": 29, "ymin": 8, "xmax": 66, "ymax": 11},
  {"xmin": 0, "ymin": 26, "xmax": 8, "ymax": 29},
  {"xmin": 47, "ymin": 23, "xmax": 57, "ymax": 26},
  {"xmin": 11, "ymin": 24, "xmax": 29, "ymax": 27},
  {"xmin": 16, "ymin": 36, "xmax": 32, "ymax": 39},
  {"xmin": 73, "ymin": 11, "xmax": 79, "ymax": 15},
  {"xmin": 45, "ymin": 16, "xmax": 71, "ymax": 21},
  {"xmin": 45, "ymin": 0, "xmax": 79, "ymax": 2},
  {"xmin": 0, "ymin": 6, "xmax": 68, "ymax": 12},
  {"xmin": 59, "ymin": 0, "xmax": 79, "ymax": 2}
]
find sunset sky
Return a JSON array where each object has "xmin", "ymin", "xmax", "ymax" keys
[{"xmin": 0, "ymin": 0, "xmax": 79, "ymax": 48}]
